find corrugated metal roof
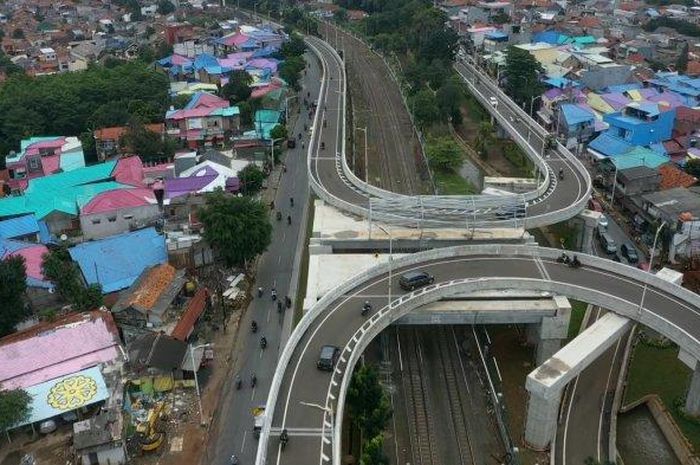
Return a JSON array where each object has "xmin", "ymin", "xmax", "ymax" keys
[
  {"xmin": 0, "ymin": 214, "xmax": 39, "ymax": 239},
  {"xmin": 69, "ymin": 227, "xmax": 167, "ymax": 294}
]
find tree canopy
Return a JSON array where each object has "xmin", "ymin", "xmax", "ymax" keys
[
  {"xmin": 677, "ymin": 42, "xmax": 689, "ymax": 74},
  {"xmin": 238, "ymin": 164, "xmax": 265, "ymax": 195},
  {"xmin": 157, "ymin": 0, "xmax": 176, "ymax": 15},
  {"xmin": 0, "ymin": 61, "xmax": 169, "ymax": 169},
  {"xmin": 270, "ymin": 124, "xmax": 288, "ymax": 141},
  {"xmin": 0, "ymin": 255, "xmax": 27, "ymax": 338},
  {"xmin": 346, "ymin": 364, "xmax": 392, "ymax": 439},
  {"xmin": 686, "ymin": 158, "xmax": 700, "ymax": 178},
  {"xmin": 279, "ymin": 56, "xmax": 306, "ymax": 91},
  {"xmin": 643, "ymin": 17, "xmax": 700, "ymax": 36},
  {"xmin": 120, "ymin": 120, "xmax": 176, "ymax": 162},
  {"xmin": 0, "ymin": 389, "xmax": 32, "ymax": 431},
  {"xmin": 504, "ymin": 45, "xmax": 545, "ymax": 109},
  {"xmin": 360, "ymin": 434, "xmax": 389, "ymax": 465},
  {"xmin": 426, "ymin": 136, "xmax": 463, "ymax": 171},
  {"xmin": 221, "ymin": 70, "xmax": 253, "ymax": 104},
  {"xmin": 199, "ymin": 192, "xmax": 272, "ymax": 267},
  {"xmin": 42, "ymin": 247, "xmax": 103, "ymax": 312}
]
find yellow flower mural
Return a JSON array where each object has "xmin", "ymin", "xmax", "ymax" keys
[{"xmin": 47, "ymin": 374, "xmax": 99, "ymax": 411}]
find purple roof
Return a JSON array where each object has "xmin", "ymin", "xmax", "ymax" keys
[
  {"xmin": 600, "ymin": 92, "xmax": 630, "ymax": 111},
  {"xmin": 165, "ymin": 174, "xmax": 217, "ymax": 199}
]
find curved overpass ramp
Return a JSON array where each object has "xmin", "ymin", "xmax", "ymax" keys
[
  {"xmin": 304, "ymin": 35, "xmax": 592, "ymax": 228},
  {"xmin": 256, "ymin": 245, "xmax": 700, "ymax": 465}
]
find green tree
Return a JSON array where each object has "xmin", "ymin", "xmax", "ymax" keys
[
  {"xmin": 238, "ymin": 164, "xmax": 265, "ymax": 195},
  {"xmin": 686, "ymin": 158, "xmax": 700, "ymax": 177},
  {"xmin": 677, "ymin": 41, "xmax": 689, "ymax": 74},
  {"xmin": 411, "ymin": 89, "xmax": 440, "ymax": 127},
  {"xmin": 504, "ymin": 45, "xmax": 545, "ymax": 109},
  {"xmin": 360, "ymin": 434, "xmax": 389, "ymax": 465},
  {"xmin": 335, "ymin": 8, "xmax": 348, "ymax": 23},
  {"xmin": 347, "ymin": 364, "xmax": 392, "ymax": 438},
  {"xmin": 121, "ymin": 120, "xmax": 175, "ymax": 161},
  {"xmin": 436, "ymin": 76, "xmax": 463, "ymax": 123},
  {"xmin": 157, "ymin": 0, "xmax": 176, "ymax": 15},
  {"xmin": 0, "ymin": 255, "xmax": 27, "ymax": 337},
  {"xmin": 279, "ymin": 56, "xmax": 306, "ymax": 91},
  {"xmin": 426, "ymin": 136, "xmax": 463, "ymax": 171},
  {"xmin": 42, "ymin": 247, "xmax": 104, "ymax": 312},
  {"xmin": 221, "ymin": 70, "xmax": 253, "ymax": 104},
  {"xmin": 270, "ymin": 124, "xmax": 288, "ymax": 141},
  {"xmin": 199, "ymin": 192, "xmax": 272, "ymax": 267},
  {"xmin": 279, "ymin": 34, "xmax": 306, "ymax": 59},
  {"xmin": 0, "ymin": 389, "xmax": 32, "ymax": 431},
  {"xmin": 171, "ymin": 94, "xmax": 192, "ymax": 110},
  {"xmin": 474, "ymin": 121, "xmax": 494, "ymax": 159}
]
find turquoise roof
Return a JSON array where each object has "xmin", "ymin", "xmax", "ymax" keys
[
  {"xmin": 213, "ymin": 106, "xmax": 241, "ymax": 117},
  {"xmin": 610, "ymin": 146, "xmax": 669, "ymax": 170},
  {"xmin": 0, "ymin": 161, "xmax": 126, "ymax": 219}
]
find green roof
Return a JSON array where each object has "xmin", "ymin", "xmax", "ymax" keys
[{"xmin": 611, "ymin": 146, "xmax": 669, "ymax": 171}]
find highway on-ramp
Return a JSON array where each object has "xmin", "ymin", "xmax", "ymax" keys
[{"xmin": 257, "ymin": 245, "xmax": 700, "ymax": 465}]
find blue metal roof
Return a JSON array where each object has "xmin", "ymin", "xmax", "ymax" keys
[
  {"xmin": 69, "ymin": 227, "xmax": 167, "ymax": 294},
  {"xmin": 0, "ymin": 214, "xmax": 40, "ymax": 240},
  {"xmin": 560, "ymin": 104, "xmax": 595, "ymax": 126},
  {"xmin": 588, "ymin": 133, "xmax": 634, "ymax": 157}
]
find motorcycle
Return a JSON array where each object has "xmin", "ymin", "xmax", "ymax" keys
[
  {"xmin": 231, "ymin": 454, "xmax": 239, "ymax": 465},
  {"xmin": 559, "ymin": 168, "xmax": 564, "ymax": 180},
  {"xmin": 251, "ymin": 321, "xmax": 258, "ymax": 333},
  {"xmin": 280, "ymin": 429, "xmax": 289, "ymax": 449},
  {"xmin": 271, "ymin": 289, "xmax": 277, "ymax": 301},
  {"xmin": 277, "ymin": 301, "xmax": 283, "ymax": 313},
  {"xmin": 361, "ymin": 301, "xmax": 372, "ymax": 316},
  {"xmin": 290, "ymin": 197, "xmax": 294, "ymax": 207},
  {"xmin": 257, "ymin": 287, "xmax": 263, "ymax": 297},
  {"xmin": 569, "ymin": 256, "xmax": 581, "ymax": 269},
  {"xmin": 260, "ymin": 337, "xmax": 267, "ymax": 349},
  {"xmin": 285, "ymin": 296, "xmax": 292, "ymax": 308},
  {"xmin": 320, "ymin": 142, "xmax": 325, "ymax": 150},
  {"xmin": 287, "ymin": 215, "xmax": 292, "ymax": 225},
  {"xmin": 276, "ymin": 211, "xmax": 282, "ymax": 221},
  {"xmin": 557, "ymin": 253, "xmax": 570, "ymax": 264}
]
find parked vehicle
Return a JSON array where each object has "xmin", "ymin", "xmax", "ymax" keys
[
  {"xmin": 621, "ymin": 244, "xmax": 639, "ymax": 263},
  {"xmin": 287, "ymin": 138, "xmax": 296, "ymax": 149},
  {"xmin": 399, "ymin": 271, "xmax": 435, "ymax": 291},
  {"xmin": 598, "ymin": 231, "xmax": 617, "ymax": 254},
  {"xmin": 598, "ymin": 214, "xmax": 609, "ymax": 229},
  {"xmin": 317, "ymin": 345, "xmax": 340, "ymax": 371}
]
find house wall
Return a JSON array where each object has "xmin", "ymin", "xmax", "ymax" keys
[
  {"xmin": 44, "ymin": 211, "xmax": 77, "ymax": 235},
  {"xmin": 604, "ymin": 109, "xmax": 675, "ymax": 146},
  {"xmin": 80, "ymin": 204, "xmax": 161, "ymax": 240},
  {"xmin": 79, "ymin": 443, "xmax": 127, "ymax": 465}
]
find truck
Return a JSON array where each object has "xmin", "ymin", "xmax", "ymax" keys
[{"xmin": 253, "ymin": 404, "xmax": 266, "ymax": 439}]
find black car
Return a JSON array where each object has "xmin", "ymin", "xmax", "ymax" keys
[
  {"xmin": 621, "ymin": 244, "xmax": 639, "ymax": 263},
  {"xmin": 317, "ymin": 345, "xmax": 340, "ymax": 371},
  {"xmin": 399, "ymin": 271, "xmax": 435, "ymax": 291}
]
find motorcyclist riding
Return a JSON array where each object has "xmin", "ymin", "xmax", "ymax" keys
[
  {"xmin": 361, "ymin": 300, "xmax": 372, "ymax": 316},
  {"xmin": 260, "ymin": 336, "xmax": 267, "ymax": 349},
  {"xmin": 231, "ymin": 454, "xmax": 239, "ymax": 465},
  {"xmin": 235, "ymin": 375, "xmax": 242, "ymax": 390},
  {"xmin": 290, "ymin": 197, "xmax": 294, "ymax": 207},
  {"xmin": 280, "ymin": 429, "xmax": 289, "ymax": 448},
  {"xmin": 271, "ymin": 288, "xmax": 277, "ymax": 300},
  {"xmin": 251, "ymin": 374, "xmax": 257, "ymax": 387},
  {"xmin": 251, "ymin": 320, "xmax": 258, "ymax": 333},
  {"xmin": 287, "ymin": 215, "xmax": 292, "ymax": 225}
]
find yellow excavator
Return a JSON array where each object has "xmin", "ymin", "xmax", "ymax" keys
[{"xmin": 137, "ymin": 402, "xmax": 166, "ymax": 452}]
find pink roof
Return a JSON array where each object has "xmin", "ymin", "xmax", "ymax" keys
[
  {"xmin": 171, "ymin": 54, "xmax": 193, "ymax": 66},
  {"xmin": 25, "ymin": 138, "xmax": 65, "ymax": 155},
  {"xmin": 113, "ymin": 156, "xmax": 145, "ymax": 187},
  {"xmin": 192, "ymin": 92, "xmax": 229, "ymax": 109},
  {"xmin": 10, "ymin": 245, "xmax": 49, "ymax": 282},
  {"xmin": 227, "ymin": 51, "xmax": 253, "ymax": 61},
  {"xmin": 168, "ymin": 107, "xmax": 217, "ymax": 119},
  {"xmin": 40, "ymin": 154, "xmax": 60, "ymax": 175},
  {"xmin": 81, "ymin": 187, "xmax": 156, "ymax": 215},
  {"xmin": 220, "ymin": 32, "xmax": 250, "ymax": 47},
  {"xmin": 252, "ymin": 82, "xmax": 282, "ymax": 99},
  {"xmin": 0, "ymin": 312, "xmax": 121, "ymax": 390}
]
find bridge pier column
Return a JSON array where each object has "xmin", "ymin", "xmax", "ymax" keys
[
  {"xmin": 686, "ymin": 363, "xmax": 700, "ymax": 416},
  {"xmin": 524, "ymin": 388, "xmax": 562, "ymax": 450},
  {"xmin": 579, "ymin": 210, "xmax": 601, "ymax": 254},
  {"xmin": 529, "ymin": 296, "xmax": 571, "ymax": 365}
]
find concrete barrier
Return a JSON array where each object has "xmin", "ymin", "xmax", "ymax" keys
[{"xmin": 256, "ymin": 244, "xmax": 700, "ymax": 465}]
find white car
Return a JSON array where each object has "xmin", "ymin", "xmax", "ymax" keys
[
  {"xmin": 598, "ymin": 214, "xmax": 609, "ymax": 229},
  {"xmin": 489, "ymin": 96, "xmax": 498, "ymax": 107}
]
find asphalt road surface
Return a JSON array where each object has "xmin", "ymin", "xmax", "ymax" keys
[
  {"xmin": 208, "ymin": 51, "xmax": 318, "ymax": 465},
  {"xmin": 262, "ymin": 247, "xmax": 700, "ymax": 465}
]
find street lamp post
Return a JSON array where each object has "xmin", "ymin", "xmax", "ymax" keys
[
  {"xmin": 638, "ymin": 221, "xmax": 667, "ymax": 316},
  {"xmin": 190, "ymin": 343, "xmax": 213, "ymax": 426},
  {"xmin": 530, "ymin": 95, "xmax": 542, "ymax": 117},
  {"xmin": 285, "ymin": 95, "xmax": 297, "ymax": 123},
  {"xmin": 300, "ymin": 402, "xmax": 335, "ymax": 458},
  {"xmin": 375, "ymin": 224, "xmax": 393, "ymax": 310},
  {"xmin": 354, "ymin": 127, "xmax": 368, "ymax": 181},
  {"xmin": 609, "ymin": 162, "xmax": 619, "ymax": 206}
]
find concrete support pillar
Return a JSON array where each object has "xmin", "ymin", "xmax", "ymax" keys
[
  {"xmin": 524, "ymin": 389, "xmax": 563, "ymax": 450},
  {"xmin": 685, "ymin": 363, "xmax": 700, "ymax": 416},
  {"xmin": 579, "ymin": 210, "xmax": 601, "ymax": 254},
  {"xmin": 531, "ymin": 296, "xmax": 571, "ymax": 365}
]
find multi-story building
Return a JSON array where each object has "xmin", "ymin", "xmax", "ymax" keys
[
  {"xmin": 5, "ymin": 136, "xmax": 85, "ymax": 192},
  {"xmin": 165, "ymin": 92, "xmax": 240, "ymax": 149}
]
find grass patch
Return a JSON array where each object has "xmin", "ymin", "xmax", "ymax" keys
[
  {"xmin": 567, "ymin": 300, "xmax": 588, "ymax": 339},
  {"xmin": 463, "ymin": 91, "xmax": 487, "ymax": 123},
  {"xmin": 502, "ymin": 141, "xmax": 533, "ymax": 177},
  {"xmin": 625, "ymin": 342, "xmax": 700, "ymax": 449},
  {"xmin": 548, "ymin": 221, "xmax": 580, "ymax": 250},
  {"xmin": 293, "ymin": 196, "xmax": 315, "ymax": 326},
  {"xmin": 433, "ymin": 169, "xmax": 477, "ymax": 195}
]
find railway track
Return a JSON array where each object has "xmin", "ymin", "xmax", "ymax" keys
[
  {"xmin": 400, "ymin": 329, "xmax": 440, "ymax": 465},
  {"xmin": 322, "ymin": 24, "xmax": 422, "ymax": 195},
  {"xmin": 435, "ymin": 327, "xmax": 477, "ymax": 465}
]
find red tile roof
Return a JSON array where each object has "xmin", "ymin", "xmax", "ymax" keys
[
  {"xmin": 94, "ymin": 124, "xmax": 164, "ymax": 141},
  {"xmin": 171, "ymin": 287, "xmax": 209, "ymax": 341},
  {"xmin": 658, "ymin": 164, "xmax": 697, "ymax": 190},
  {"xmin": 688, "ymin": 61, "xmax": 700, "ymax": 77}
]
